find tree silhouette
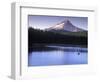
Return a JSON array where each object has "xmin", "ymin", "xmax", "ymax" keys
[{"xmin": 28, "ymin": 27, "xmax": 87, "ymax": 52}]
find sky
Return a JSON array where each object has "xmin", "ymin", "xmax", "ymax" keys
[{"xmin": 28, "ymin": 15, "xmax": 88, "ymax": 30}]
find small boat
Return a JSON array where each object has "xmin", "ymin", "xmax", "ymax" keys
[{"xmin": 78, "ymin": 52, "xmax": 80, "ymax": 55}]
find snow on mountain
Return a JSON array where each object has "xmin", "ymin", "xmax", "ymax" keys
[{"xmin": 45, "ymin": 20, "xmax": 86, "ymax": 32}]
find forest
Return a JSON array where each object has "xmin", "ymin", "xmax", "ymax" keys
[{"xmin": 28, "ymin": 27, "xmax": 87, "ymax": 52}]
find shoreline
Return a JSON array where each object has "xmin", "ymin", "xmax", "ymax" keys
[{"xmin": 29, "ymin": 43, "xmax": 87, "ymax": 53}]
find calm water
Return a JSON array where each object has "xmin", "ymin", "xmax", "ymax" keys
[{"xmin": 28, "ymin": 45, "xmax": 88, "ymax": 66}]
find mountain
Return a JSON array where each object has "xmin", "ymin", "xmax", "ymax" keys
[{"xmin": 45, "ymin": 20, "xmax": 87, "ymax": 32}]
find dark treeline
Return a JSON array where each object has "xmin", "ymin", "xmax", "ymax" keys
[{"xmin": 28, "ymin": 27, "xmax": 87, "ymax": 48}]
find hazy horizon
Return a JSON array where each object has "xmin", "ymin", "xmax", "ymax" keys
[{"xmin": 28, "ymin": 15, "xmax": 88, "ymax": 30}]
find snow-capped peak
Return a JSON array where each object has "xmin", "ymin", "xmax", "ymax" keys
[{"xmin": 45, "ymin": 19, "xmax": 86, "ymax": 32}]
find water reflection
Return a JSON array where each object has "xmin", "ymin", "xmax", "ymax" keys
[{"xmin": 28, "ymin": 45, "xmax": 88, "ymax": 66}]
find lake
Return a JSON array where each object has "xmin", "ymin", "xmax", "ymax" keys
[{"xmin": 28, "ymin": 45, "xmax": 88, "ymax": 66}]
